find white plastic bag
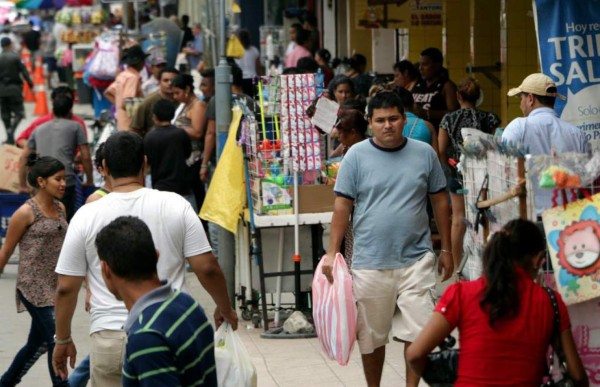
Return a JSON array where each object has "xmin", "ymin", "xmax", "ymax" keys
[
  {"xmin": 214, "ymin": 322, "xmax": 257, "ymax": 387},
  {"xmin": 89, "ymin": 39, "xmax": 118, "ymax": 80},
  {"xmin": 312, "ymin": 253, "xmax": 357, "ymax": 365}
]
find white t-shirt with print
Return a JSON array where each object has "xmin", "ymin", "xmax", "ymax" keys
[{"xmin": 56, "ymin": 188, "xmax": 212, "ymax": 334}]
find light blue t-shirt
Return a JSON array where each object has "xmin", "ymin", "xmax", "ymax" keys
[
  {"xmin": 188, "ymin": 34, "xmax": 204, "ymax": 70},
  {"xmin": 334, "ymin": 138, "xmax": 446, "ymax": 269},
  {"xmin": 502, "ymin": 107, "xmax": 588, "ymax": 215},
  {"xmin": 403, "ymin": 112, "xmax": 432, "ymax": 145}
]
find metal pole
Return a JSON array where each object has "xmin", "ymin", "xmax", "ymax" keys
[{"xmin": 215, "ymin": 0, "xmax": 235, "ymax": 307}]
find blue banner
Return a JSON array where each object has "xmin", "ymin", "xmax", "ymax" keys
[{"xmin": 534, "ymin": 0, "xmax": 600, "ymax": 149}]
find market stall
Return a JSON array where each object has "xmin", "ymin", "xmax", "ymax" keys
[{"xmin": 201, "ymin": 73, "xmax": 335, "ymax": 335}]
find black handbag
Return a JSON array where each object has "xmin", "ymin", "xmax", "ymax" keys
[
  {"xmin": 542, "ymin": 287, "xmax": 575, "ymax": 387},
  {"xmin": 422, "ymin": 335, "xmax": 459, "ymax": 386}
]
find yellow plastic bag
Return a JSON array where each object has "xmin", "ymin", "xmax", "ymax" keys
[
  {"xmin": 199, "ymin": 108, "xmax": 246, "ymax": 233},
  {"xmin": 226, "ymin": 35, "xmax": 245, "ymax": 58}
]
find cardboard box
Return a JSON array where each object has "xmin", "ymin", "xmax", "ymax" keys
[
  {"xmin": 297, "ymin": 184, "xmax": 336, "ymax": 213},
  {"xmin": 0, "ymin": 145, "xmax": 23, "ymax": 193}
]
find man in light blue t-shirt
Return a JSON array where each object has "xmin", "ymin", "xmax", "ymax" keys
[{"xmin": 322, "ymin": 91, "xmax": 453, "ymax": 387}]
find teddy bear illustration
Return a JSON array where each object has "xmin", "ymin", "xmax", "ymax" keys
[{"xmin": 557, "ymin": 221, "xmax": 600, "ymax": 288}]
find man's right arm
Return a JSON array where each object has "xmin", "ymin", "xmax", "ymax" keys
[
  {"xmin": 322, "ymin": 196, "xmax": 353, "ymax": 283},
  {"xmin": 200, "ymin": 120, "xmax": 216, "ymax": 182},
  {"xmin": 53, "ymin": 274, "xmax": 84, "ymax": 379}
]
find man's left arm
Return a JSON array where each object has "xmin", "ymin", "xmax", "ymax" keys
[
  {"xmin": 429, "ymin": 191, "xmax": 453, "ymax": 281},
  {"xmin": 19, "ymin": 60, "xmax": 33, "ymax": 89},
  {"xmin": 79, "ymin": 144, "xmax": 94, "ymax": 185},
  {"xmin": 188, "ymin": 252, "xmax": 237, "ymax": 330}
]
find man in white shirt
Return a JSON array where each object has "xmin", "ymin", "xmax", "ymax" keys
[
  {"xmin": 502, "ymin": 73, "xmax": 588, "ymax": 215},
  {"xmin": 52, "ymin": 131, "xmax": 237, "ymax": 386}
]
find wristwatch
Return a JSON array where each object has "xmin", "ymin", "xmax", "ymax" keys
[{"xmin": 53, "ymin": 335, "xmax": 73, "ymax": 345}]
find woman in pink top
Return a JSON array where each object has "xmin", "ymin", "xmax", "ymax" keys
[
  {"xmin": 407, "ymin": 219, "xmax": 588, "ymax": 386},
  {"xmin": 104, "ymin": 45, "xmax": 147, "ymax": 131},
  {"xmin": 284, "ymin": 28, "xmax": 312, "ymax": 69}
]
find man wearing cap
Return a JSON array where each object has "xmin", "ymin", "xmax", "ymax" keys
[
  {"xmin": 0, "ymin": 37, "xmax": 33, "ymax": 145},
  {"xmin": 142, "ymin": 55, "xmax": 167, "ymax": 96},
  {"xmin": 503, "ymin": 73, "xmax": 588, "ymax": 215},
  {"xmin": 104, "ymin": 45, "xmax": 147, "ymax": 131}
]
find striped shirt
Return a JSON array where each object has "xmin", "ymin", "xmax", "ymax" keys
[{"xmin": 122, "ymin": 282, "xmax": 216, "ymax": 386}]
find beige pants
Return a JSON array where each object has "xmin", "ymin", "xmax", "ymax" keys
[
  {"xmin": 90, "ymin": 330, "xmax": 127, "ymax": 387},
  {"xmin": 352, "ymin": 252, "xmax": 437, "ymax": 354}
]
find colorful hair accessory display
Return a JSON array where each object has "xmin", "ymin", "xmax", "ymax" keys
[{"xmin": 539, "ymin": 166, "xmax": 581, "ymax": 189}]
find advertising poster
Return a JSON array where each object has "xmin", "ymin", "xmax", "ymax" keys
[
  {"xmin": 355, "ymin": 0, "xmax": 442, "ymax": 29},
  {"xmin": 533, "ymin": 0, "xmax": 600, "ymax": 151}
]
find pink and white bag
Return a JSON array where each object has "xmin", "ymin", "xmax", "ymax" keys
[{"xmin": 312, "ymin": 253, "xmax": 357, "ymax": 365}]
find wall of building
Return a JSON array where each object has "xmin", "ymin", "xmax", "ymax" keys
[{"xmin": 327, "ymin": 0, "xmax": 541, "ymax": 124}]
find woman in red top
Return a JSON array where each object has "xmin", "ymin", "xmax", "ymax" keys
[{"xmin": 407, "ymin": 219, "xmax": 588, "ymax": 386}]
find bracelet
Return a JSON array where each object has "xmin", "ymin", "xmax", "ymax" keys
[
  {"xmin": 440, "ymin": 249, "xmax": 452, "ymax": 255},
  {"xmin": 53, "ymin": 335, "xmax": 73, "ymax": 345},
  {"xmin": 200, "ymin": 164, "xmax": 208, "ymax": 168}
]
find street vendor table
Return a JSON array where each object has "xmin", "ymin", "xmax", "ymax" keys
[{"xmin": 236, "ymin": 211, "xmax": 332, "ymax": 331}]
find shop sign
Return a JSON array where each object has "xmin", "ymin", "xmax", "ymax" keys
[{"xmin": 534, "ymin": 0, "xmax": 600, "ymax": 151}]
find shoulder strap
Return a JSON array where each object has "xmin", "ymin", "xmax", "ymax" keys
[
  {"xmin": 543, "ymin": 286, "xmax": 560, "ymax": 340},
  {"xmin": 407, "ymin": 118, "xmax": 419, "ymax": 139},
  {"xmin": 27, "ymin": 198, "xmax": 42, "ymax": 219}
]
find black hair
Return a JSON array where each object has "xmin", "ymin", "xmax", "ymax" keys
[
  {"xmin": 237, "ymin": 29, "xmax": 251, "ymax": 50},
  {"xmin": 316, "ymin": 49, "xmax": 331, "ymax": 63},
  {"xmin": 95, "ymin": 216, "xmax": 158, "ymax": 281},
  {"xmin": 231, "ymin": 65, "xmax": 243, "ymax": 88},
  {"xmin": 172, "ymin": 73, "xmax": 194, "ymax": 92},
  {"xmin": 395, "ymin": 87, "xmax": 415, "ymax": 110},
  {"xmin": 367, "ymin": 91, "xmax": 404, "ymax": 117},
  {"xmin": 290, "ymin": 22, "xmax": 303, "ymax": 33},
  {"xmin": 328, "ymin": 75, "xmax": 355, "ymax": 98},
  {"xmin": 51, "ymin": 86, "xmax": 74, "ymax": 101},
  {"xmin": 52, "ymin": 94, "xmax": 73, "ymax": 118},
  {"xmin": 200, "ymin": 68, "xmax": 215, "ymax": 80},
  {"xmin": 95, "ymin": 142, "xmax": 106, "ymax": 169},
  {"xmin": 420, "ymin": 47, "xmax": 443, "ymax": 63},
  {"xmin": 152, "ymin": 99, "xmax": 176, "ymax": 122},
  {"xmin": 350, "ymin": 53, "xmax": 367, "ymax": 70},
  {"xmin": 295, "ymin": 28, "xmax": 310, "ymax": 46},
  {"xmin": 340, "ymin": 97, "xmax": 367, "ymax": 112},
  {"xmin": 533, "ymin": 92, "xmax": 556, "ymax": 107},
  {"xmin": 393, "ymin": 60, "xmax": 418, "ymax": 80},
  {"xmin": 297, "ymin": 57, "xmax": 319, "ymax": 74},
  {"xmin": 282, "ymin": 67, "xmax": 298, "ymax": 75},
  {"xmin": 480, "ymin": 219, "xmax": 546, "ymax": 326},
  {"xmin": 158, "ymin": 66, "xmax": 179, "ymax": 80},
  {"xmin": 337, "ymin": 108, "xmax": 368, "ymax": 138},
  {"xmin": 181, "ymin": 14, "xmax": 189, "ymax": 25},
  {"xmin": 104, "ymin": 131, "xmax": 144, "ymax": 179},
  {"xmin": 26, "ymin": 154, "xmax": 65, "ymax": 188}
]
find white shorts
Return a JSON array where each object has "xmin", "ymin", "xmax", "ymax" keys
[{"xmin": 352, "ymin": 252, "xmax": 437, "ymax": 354}]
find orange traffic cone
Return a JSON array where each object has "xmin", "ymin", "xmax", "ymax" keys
[
  {"xmin": 33, "ymin": 57, "xmax": 48, "ymax": 116},
  {"xmin": 21, "ymin": 49, "xmax": 35, "ymax": 103}
]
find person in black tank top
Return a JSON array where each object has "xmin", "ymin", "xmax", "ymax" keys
[{"xmin": 411, "ymin": 47, "xmax": 459, "ymax": 128}]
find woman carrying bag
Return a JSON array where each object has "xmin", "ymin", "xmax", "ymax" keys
[{"xmin": 406, "ymin": 219, "xmax": 589, "ymax": 386}]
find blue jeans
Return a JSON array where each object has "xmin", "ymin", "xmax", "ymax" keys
[
  {"xmin": 0, "ymin": 291, "xmax": 68, "ymax": 386},
  {"xmin": 68, "ymin": 354, "xmax": 90, "ymax": 387}
]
